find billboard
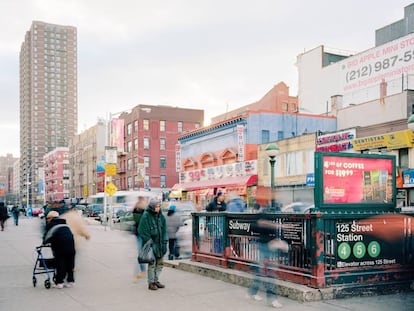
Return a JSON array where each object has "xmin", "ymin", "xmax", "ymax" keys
[{"xmin": 314, "ymin": 152, "xmax": 396, "ymax": 209}]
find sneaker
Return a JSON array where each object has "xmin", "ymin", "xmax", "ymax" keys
[
  {"xmin": 64, "ymin": 282, "xmax": 74, "ymax": 288},
  {"xmin": 270, "ymin": 299, "xmax": 283, "ymax": 308},
  {"xmin": 246, "ymin": 294, "xmax": 263, "ymax": 301},
  {"xmin": 54, "ymin": 283, "xmax": 64, "ymax": 289}
]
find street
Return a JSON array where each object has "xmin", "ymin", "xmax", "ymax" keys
[{"xmin": 0, "ymin": 216, "xmax": 412, "ymax": 311}]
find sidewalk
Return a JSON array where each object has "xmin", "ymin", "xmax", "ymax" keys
[{"xmin": 0, "ymin": 217, "xmax": 412, "ymax": 311}]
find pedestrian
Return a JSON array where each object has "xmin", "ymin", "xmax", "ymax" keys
[
  {"xmin": 138, "ymin": 198, "xmax": 168, "ymax": 290},
  {"xmin": 132, "ymin": 196, "xmax": 147, "ymax": 280},
  {"xmin": 11, "ymin": 204, "xmax": 20, "ymax": 226},
  {"xmin": 226, "ymin": 192, "xmax": 246, "ymax": 212},
  {"xmin": 206, "ymin": 191, "xmax": 227, "ymax": 212},
  {"xmin": 166, "ymin": 204, "xmax": 181, "ymax": 260},
  {"xmin": 43, "ymin": 211, "xmax": 76, "ymax": 289},
  {"xmin": 60, "ymin": 207, "xmax": 91, "ymax": 249},
  {"xmin": 0, "ymin": 202, "xmax": 8, "ymax": 231},
  {"xmin": 247, "ymin": 214, "xmax": 289, "ymax": 308}
]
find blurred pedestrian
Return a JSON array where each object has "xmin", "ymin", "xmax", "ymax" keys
[
  {"xmin": 132, "ymin": 196, "xmax": 147, "ymax": 280},
  {"xmin": 176, "ymin": 219, "xmax": 192, "ymax": 258},
  {"xmin": 60, "ymin": 207, "xmax": 91, "ymax": 250},
  {"xmin": 247, "ymin": 215, "xmax": 288, "ymax": 308},
  {"xmin": 138, "ymin": 198, "xmax": 168, "ymax": 290},
  {"xmin": 0, "ymin": 202, "xmax": 8, "ymax": 231},
  {"xmin": 206, "ymin": 191, "xmax": 227, "ymax": 212},
  {"xmin": 11, "ymin": 204, "xmax": 20, "ymax": 226},
  {"xmin": 166, "ymin": 204, "xmax": 181, "ymax": 260},
  {"xmin": 226, "ymin": 192, "xmax": 246, "ymax": 212},
  {"xmin": 43, "ymin": 211, "xmax": 76, "ymax": 289}
]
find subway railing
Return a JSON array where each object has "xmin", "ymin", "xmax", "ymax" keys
[{"xmin": 191, "ymin": 211, "xmax": 414, "ymax": 288}]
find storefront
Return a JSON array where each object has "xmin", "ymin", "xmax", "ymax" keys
[{"xmin": 171, "ymin": 175, "xmax": 257, "ymax": 210}]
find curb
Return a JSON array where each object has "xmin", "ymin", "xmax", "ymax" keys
[{"xmin": 164, "ymin": 259, "xmax": 414, "ymax": 302}]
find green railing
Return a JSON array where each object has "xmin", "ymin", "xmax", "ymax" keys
[{"xmin": 191, "ymin": 211, "xmax": 414, "ymax": 288}]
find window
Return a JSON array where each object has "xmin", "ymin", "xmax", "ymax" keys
[
  {"xmin": 127, "ymin": 123, "xmax": 132, "ymax": 136},
  {"xmin": 399, "ymin": 148, "xmax": 409, "ymax": 169},
  {"xmin": 160, "ymin": 120, "xmax": 166, "ymax": 131},
  {"xmin": 134, "ymin": 120, "xmax": 138, "ymax": 132},
  {"xmin": 160, "ymin": 175, "xmax": 166, "ymax": 188},
  {"xmin": 127, "ymin": 141, "xmax": 132, "ymax": 152},
  {"xmin": 178, "ymin": 121, "xmax": 183, "ymax": 133},
  {"xmin": 160, "ymin": 138, "xmax": 166, "ymax": 150},
  {"xmin": 127, "ymin": 177, "xmax": 132, "ymax": 189},
  {"xmin": 134, "ymin": 156, "xmax": 138, "ymax": 169},
  {"xmin": 283, "ymin": 102, "xmax": 289, "ymax": 111},
  {"xmin": 127, "ymin": 159, "xmax": 132, "ymax": 171},
  {"xmin": 277, "ymin": 131, "xmax": 284, "ymax": 140},
  {"xmin": 285, "ymin": 151, "xmax": 303, "ymax": 176},
  {"xmin": 160, "ymin": 157, "xmax": 166, "ymax": 169},
  {"xmin": 144, "ymin": 156, "xmax": 150, "ymax": 168},
  {"xmin": 143, "ymin": 119, "xmax": 149, "ymax": 130},
  {"xmin": 134, "ymin": 138, "xmax": 138, "ymax": 151},
  {"xmin": 143, "ymin": 137, "xmax": 150, "ymax": 149},
  {"xmin": 261, "ymin": 130, "xmax": 270, "ymax": 143}
]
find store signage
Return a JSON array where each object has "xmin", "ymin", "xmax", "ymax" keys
[
  {"xmin": 402, "ymin": 169, "xmax": 414, "ymax": 188},
  {"xmin": 237, "ymin": 125, "xmax": 245, "ymax": 162},
  {"xmin": 316, "ymin": 129, "xmax": 355, "ymax": 152},
  {"xmin": 306, "ymin": 173, "xmax": 315, "ymax": 186},
  {"xmin": 352, "ymin": 129, "xmax": 412, "ymax": 151}
]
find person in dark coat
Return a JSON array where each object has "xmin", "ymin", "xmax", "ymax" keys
[
  {"xmin": 132, "ymin": 196, "xmax": 147, "ymax": 279},
  {"xmin": 206, "ymin": 191, "xmax": 227, "ymax": 212},
  {"xmin": 0, "ymin": 202, "xmax": 8, "ymax": 231},
  {"xmin": 43, "ymin": 211, "xmax": 76, "ymax": 289},
  {"xmin": 11, "ymin": 204, "xmax": 20, "ymax": 226},
  {"xmin": 166, "ymin": 204, "xmax": 181, "ymax": 260},
  {"xmin": 138, "ymin": 198, "xmax": 168, "ymax": 290}
]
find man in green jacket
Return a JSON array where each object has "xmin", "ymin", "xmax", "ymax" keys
[{"xmin": 138, "ymin": 198, "xmax": 168, "ymax": 290}]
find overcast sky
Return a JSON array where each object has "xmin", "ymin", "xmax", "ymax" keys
[{"xmin": 0, "ymin": 0, "xmax": 412, "ymax": 157}]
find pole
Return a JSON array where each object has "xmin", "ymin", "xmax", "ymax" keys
[
  {"xmin": 269, "ymin": 156, "xmax": 276, "ymax": 210},
  {"xmin": 26, "ymin": 172, "xmax": 29, "ymax": 209}
]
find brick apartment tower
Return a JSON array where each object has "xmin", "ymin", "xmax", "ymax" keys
[{"xmin": 19, "ymin": 21, "xmax": 77, "ymax": 206}]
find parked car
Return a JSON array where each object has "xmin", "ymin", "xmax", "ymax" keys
[
  {"xmin": 98, "ymin": 206, "xmax": 127, "ymax": 223},
  {"xmin": 86, "ymin": 204, "xmax": 104, "ymax": 220},
  {"xmin": 281, "ymin": 202, "xmax": 314, "ymax": 213},
  {"xmin": 164, "ymin": 201, "xmax": 196, "ymax": 225},
  {"xmin": 31, "ymin": 207, "xmax": 44, "ymax": 217}
]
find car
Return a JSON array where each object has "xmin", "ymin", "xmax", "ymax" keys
[
  {"xmin": 31, "ymin": 207, "xmax": 44, "ymax": 217},
  {"xmin": 281, "ymin": 202, "xmax": 314, "ymax": 213},
  {"xmin": 86, "ymin": 204, "xmax": 104, "ymax": 220},
  {"xmin": 165, "ymin": 201, "xmax": 196, "ymax": 225},
  {"xmin": 98, "ymin": 206, "xmax": 127, "ymax": 223},
  {"xmin": 118, "ymin": 211, "xmax": 135, "ymax": 231}
]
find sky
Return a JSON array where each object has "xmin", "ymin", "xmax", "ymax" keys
[{"xmin": 0, "ymin": 0, "xmax": 412, "ymax": 157}]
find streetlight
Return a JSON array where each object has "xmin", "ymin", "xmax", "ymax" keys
[{"xmin": 265, "ymin": 143, "xmax": 280, "ymax": 210}]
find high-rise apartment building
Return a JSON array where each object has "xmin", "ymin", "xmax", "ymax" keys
[{"xmin": 19, "ymin": 21, "xmax": 77, "ymax": 207}]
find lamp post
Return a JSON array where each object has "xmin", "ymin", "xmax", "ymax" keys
[{"xmin": 265, "ymin": 143, "xmax": 280, "ymax": 210}]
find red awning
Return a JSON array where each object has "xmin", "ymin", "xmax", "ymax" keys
[{"xmin": 172, "ymin": 175, "xmax": 257, "ymax": 191}]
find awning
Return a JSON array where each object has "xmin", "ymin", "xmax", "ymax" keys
[{"xmin": 172, "ymin": 175, "xmax": 257, "ymax": 191}]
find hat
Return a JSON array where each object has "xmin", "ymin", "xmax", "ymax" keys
[
  {"xmin": 216, "ymin": 191, "xmax": 223, "ymax": 197},
  {"xmin": 169, "ymin": 204, "xmax": 176, "ymax": 211},
  {"xmin": 46, "ymin": 211, "xmax": 59, "ymax": 219},
  {"xmin": 149, "ymin": 198, "xmax": 161, "ymax": 209}
]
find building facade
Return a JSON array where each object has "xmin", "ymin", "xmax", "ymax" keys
[
  {"xmin": 19, "ymin": 21, "xmax": 77, "ymax": 207},
  {"xmin": 44, "ymin": 147, "xmax": 70, "ymax": 201},
  {"xmin": 69, "ymin": 119, "xmax": 106, "ymax": 199},
  {"xmin": 113, "ymin": 104, "xmax": 204, "ymax": 192},
  {"xmin": 0, "ymin": 154, "xmax": 19, "ymax": 204}
]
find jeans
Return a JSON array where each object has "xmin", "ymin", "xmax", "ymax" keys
[
  {"xmin": 136, "ymin": 235, "xmax": 146, "ymax": 273},
  {"xmin": 147, "ymin": 257, "xmax": 164, "ymax": 284},
  {"xmin": 248, "ymin": 242, "xmax": 277, "ymax": 301}
]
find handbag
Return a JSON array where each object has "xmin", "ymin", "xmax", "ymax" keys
[{"xmin": 138, "ymin": 239, "xmax": 155, "ymax": 264}]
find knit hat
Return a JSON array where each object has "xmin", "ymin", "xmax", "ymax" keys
[
  {"xmin": 169, "ymin": 204, "xmax": 176, "ymax": 211},
  {"xmin": 46, "ymin": 210, "xmax": 59, "ymax": 219},
  {"xmin": 217, "ymin": 191, "xmax": 223, "ymax": 197}
]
